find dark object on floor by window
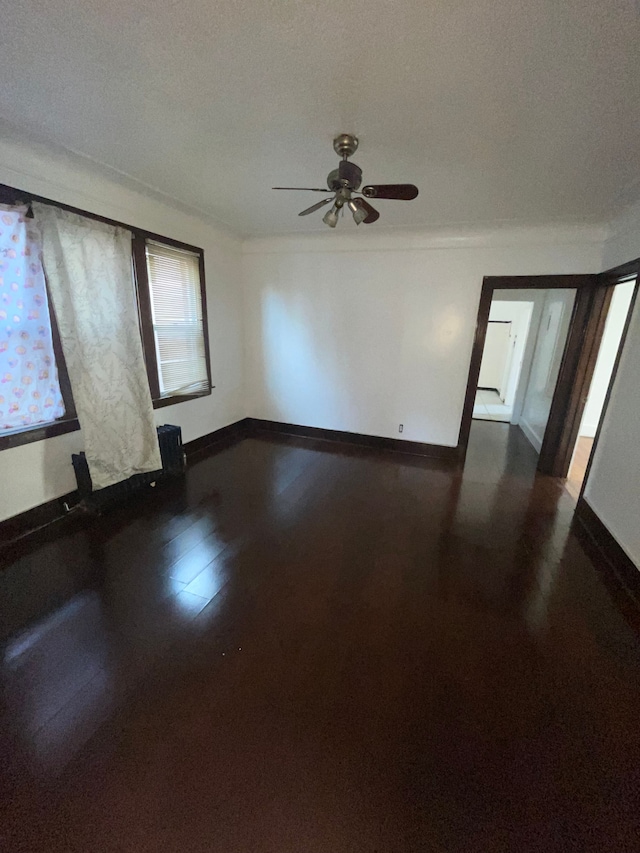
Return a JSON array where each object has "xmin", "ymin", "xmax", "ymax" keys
[{"xmin": 71, "ymin": 424, "xmax": 185, "ymax": 511}]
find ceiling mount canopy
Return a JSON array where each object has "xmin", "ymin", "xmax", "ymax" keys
[{"xmin": 273, "ymin": 134, "xmax": 419, "ymax": 228}]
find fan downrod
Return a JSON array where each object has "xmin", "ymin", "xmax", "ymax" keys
[{"xmin": 333, "ymin": 133, "xmax": 358, "ymax": 159}]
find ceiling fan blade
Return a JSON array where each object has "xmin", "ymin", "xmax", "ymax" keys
[
  {"xmin": 272, "ymin": 187, "xmax": 333, "ymax": 192},
  {"xmin": 298, "ymin": 198, "xmax": 333, "ymax": 217},
  {"xmin": 357, "ymin": 199, "xmax": 380, "ymax": 224},
  {"xmin": 337, "ymin": 159, "xmax": 363, "ymax": 190},
  {"xmin": 361, "ymin": 184, "xmax": 419, "ymax": 200}
]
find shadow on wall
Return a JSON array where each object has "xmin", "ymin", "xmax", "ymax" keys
[
  {"xmin": 262, "ymin": 290, "xmax": 335, "ymax": 424},
  {"xmin": 245, "ymin": 245, "xmax": 483, "ymax": 448},
  {"xmin": 44, "ymin": 427, "xmax": 80, "ymax": 509},
  {"xmin": 0, "ymin": 424, "xmax": 82, "ymax": 524}
]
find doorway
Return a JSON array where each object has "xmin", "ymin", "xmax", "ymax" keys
[
  {"xmin": 460, "ymin": 271, "xmax": 639, "ymax": 481},
  {"xmin": 459, "ymin": 274, "xmax": 607, "ymax": 477},
  {"xmin": 471, "ymin": 286, "xmax": 579, "ymax": 446},
  {"xmin": 564, "ymin": 276, "xmax": 637, "ymax": 499},
  {"xmin": 472, "ymin": 297, "xmax": 534, "ymax": 423}
]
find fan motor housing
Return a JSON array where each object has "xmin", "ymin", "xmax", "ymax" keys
[{"xmin": 327, "ymin": 162, "xmax": 362, "ymax": 191}]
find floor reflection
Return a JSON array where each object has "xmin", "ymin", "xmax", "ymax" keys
[
  {"xmin": 2, "ymin": 424, "xmax": 639, "ymax": 853},
  {"xmin": 2, "ymin": 592, "xmax": 112, "ymax": 773}
]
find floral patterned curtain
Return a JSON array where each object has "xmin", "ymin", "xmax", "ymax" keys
[
  {"xmin": 33, "ymin": 203, "xmax": 161, "ymax": 490},
  {"xmin": 0, "ymin": 204, "xmax": 65, "ymax": 430}
]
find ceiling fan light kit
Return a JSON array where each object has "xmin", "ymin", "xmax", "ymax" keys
[
  {"xmin": 347, "ymin": 199, "xmax": 368, "ymax": 225},
  {"xmin": 273, "ymin": 134, "xmax": 419, "ymax": 228},
  {"xmin": 322, "ymin": 204, "xmax": 340, "ymax": 228}
]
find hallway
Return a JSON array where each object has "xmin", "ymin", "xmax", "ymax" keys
[{"xmin": 2, "ymin": 422, "xmax": 640, "ymax": 852}]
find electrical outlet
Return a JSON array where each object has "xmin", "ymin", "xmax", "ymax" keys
[{"xmin": 398, "ymin": 423, "xmax": 403, "ymax": 433}]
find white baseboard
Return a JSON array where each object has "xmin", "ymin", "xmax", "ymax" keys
[{"xmin": 519, "ymin": 417, "xmax": 542, "ymax": 453}]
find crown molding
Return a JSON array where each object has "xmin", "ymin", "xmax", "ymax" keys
[
  {"xmin": 243, "ymin": 221, "xmax": 608, "ymax": 255},
  {"xmin": 0, "ymin": 120, "xmax": 242, "ymax": 246}
]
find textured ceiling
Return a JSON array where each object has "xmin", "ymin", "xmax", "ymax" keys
[{"xmin": 0, "ymin": 0, "xmax": 639, "ymax": 236}]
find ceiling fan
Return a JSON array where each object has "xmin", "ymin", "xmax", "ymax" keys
[{"xmin": 273, "ymin": 134, "xmax": 419, "ymax": 228}]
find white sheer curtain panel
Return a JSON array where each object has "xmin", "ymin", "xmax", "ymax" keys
[
  {"xmin": 33, "ymin": 203, "xmax": 161, "ymax": 490},
  {"xmin": 0, "ymin": 203, "xmax": 65, "ymax": 430}
]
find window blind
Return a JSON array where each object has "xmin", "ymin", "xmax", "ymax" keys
[{"xmin": 145, "ymin": 241, "xmax": 209, "ymax": 397}]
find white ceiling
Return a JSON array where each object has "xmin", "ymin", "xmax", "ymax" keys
[{"xmin": 0, "ymin": 0, "xmax": 639, "ymax": 237}]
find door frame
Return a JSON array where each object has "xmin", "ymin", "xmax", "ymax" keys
[
  {"xmin": 576, "ymin": 260, "xmax": 640, "ymax": 499},
  {"xmin": 538, "ymin": 280, "xmax": 612, "ymax": 476},
  {"xmin": 457, "ymin": 273, "xmax": 605, "ymax": 476}
]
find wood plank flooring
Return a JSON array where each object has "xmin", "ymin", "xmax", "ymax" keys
[
  {"xmin": 1, "ymin": 422, "xmax": 640, "ymax": 852},
  {"xmin": 565, "ymin": 435, "xmax": 595, "ymax": 501}
]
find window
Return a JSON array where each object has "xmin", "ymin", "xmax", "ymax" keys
[
  {"xmin": 0, "ymin": 203, "xmax": 75, "ymax": 440},
  {"xmin": 133, "ymin": 235, "xmax": 211, "ymax": 406},
  {"xmin": 0, "ymin": 181, "xmax": 211, "ymax": 450},
  {"xmin": 145, "ymin": 241, "xmax": 209, "ymax": 398}
]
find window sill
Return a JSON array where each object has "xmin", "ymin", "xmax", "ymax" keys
[
  {"xmin": 152, "ymin": 387, "xmax": 213, "ymax": 410},
  {"xmin": 0, "ymin": 417, "xmax": 80, "ymax": 451},
  {"xmin": 0, "ymin": 388, "xmax": 213, "ymax": 449}
]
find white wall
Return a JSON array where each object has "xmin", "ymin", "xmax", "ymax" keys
[
  {"xmin": 491, "ymin": 289, "xmax": 546, "ymax": 426},
  {"xmin": 601, "ymin": 198, "xmax": 640, "ymax": 272},
  {"xmin": 518, "ymin": 289, "xmax": 576, "ymax": 453},
  {"xmin": 0, "ymin": 129, "xmax": 245, "ymax": 522},
  {"xmin": 583, "ymin": 199, "xmax": 640, "ymax": 568},
  {"xmin": 578, "ymin": 279, "xmax": 635, "ymax": 437},
  {"xmin": 243, "ymin": 228, "xmax": 603, "ymax": 448},
  {"xmin": 487, "ymin": 300, "xmax": 533, "ymax": 407},
  {"xmin": 478, "ymin": 321, "xmax": 511, "ymax": 393},
  {"xmin": 584, "ymin": 291, "xmax": 639, "ymax": 567}
]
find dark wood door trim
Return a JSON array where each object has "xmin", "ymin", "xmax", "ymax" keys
[
  {"xmin": 538, "ymin": 283, "xmax": 612, "ymax": 477},
  {"xmin": 600, "ymin": 257, "xmax": 640, "ymax": 281},
  {"xmin": 482, "ymin": 274, "xmax": 599, "ymax": 290},
  {"xmin": 457, "ymin": 284, "xmax": 493, "ymax": 460}
]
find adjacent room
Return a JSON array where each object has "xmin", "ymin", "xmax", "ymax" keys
[
  {"xmin": 472, "ymin": 286, "xmax": 577, "ymax": 451},
  {"xmin": 472, "ymin": 296, "xmax": 534, "ymax": 423},
  {"xmin": 2, "ymin": 2, "xmax": 640, "ymax": 851},
  {"xmin": 564, "ymin": 276, "xmax": 637, "ymax": 499}
]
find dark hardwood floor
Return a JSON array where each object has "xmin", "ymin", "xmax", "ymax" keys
[{"xmin": 2, "ymin": 422, "xmax": 640, "ymax": 852}]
